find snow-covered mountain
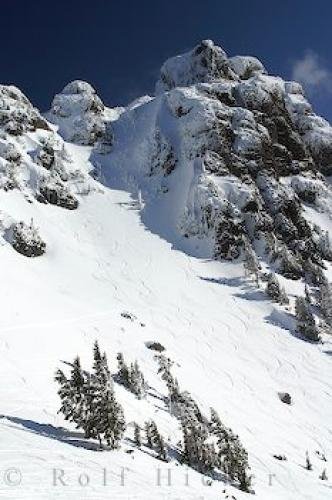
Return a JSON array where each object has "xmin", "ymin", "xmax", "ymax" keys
[{"xmin": 1, "ymin": 40, "xmax": 332, "ymax": 499}]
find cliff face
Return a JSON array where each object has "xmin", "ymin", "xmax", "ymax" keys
[{"xmin": 94, "ymin": 40, "xmax": 332, "ymax": 284}]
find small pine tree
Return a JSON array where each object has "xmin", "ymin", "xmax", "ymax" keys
[
  {"xmin": 91, "ymin": 342, "xmax": 125, "ymax": 449},
  {"xmin": 304, "ymin": 259, "xmax": 325, "ymax": 286},
  {"xmin": 150, "ymin": 421, "xmax": 167, "ymax": 461},
  {"xmin": 295, "ymin": 297, "xmax": 320, "ymax": 342},
  {"xmin": 211, "ymin": 408, "xmax": 252, "ymax": 492},
  {"xmin": 222, "ymin": 428, "xmax": 252, "ymax": 492},
  {"xmin": 319, "ymin": 279, "xmax": 332, "ymax": 326},
  {"xmin": 134, "ymin": 423, "xmax": 142, "ymax": 448},
  {"xmin": 129, "ymin": 361, "xmax": 146, "ymax": 399},
  {"xmin": 266, "ymin": 273, "xmax": 288, "ymax": 304},
  {"xmin": 243, "ymin": 241, "xmax": 260, "ymax": 285},
  {"xmin": 305, "ymin": 451, "xmax": 313, "ymax": 471},
  {"xmin": 145, "ymin": 421, "xmax": 153, "ymax": 448},
  {"xmin": 156, "ymin": 355, "xmax": 180, "ymax": 407},
  {"xmin": 93, "ymin": 341, "xmax": 111, "ymax": 387},
  {"xmin": 117, "ymin": 352, "xmax": 130, "ymax": 386},
  {"xmin": 278, "ymin": 247, "xmax": 303, "ymax": 280},
  {"xmin": 319, "ymin": 469, "xmax": 328, "ymax": 480},
  {"xmin": 209, "ymin": 407, "xmax": 224, "ymax": 435},
  {"xmin": 318, "ymin": 230, "xmax": 332, "ymax": 261},
  {"xmin": 99, "ymin": 385, "xmax": 126, "ymax": 449},
  {"xmin": 55, "ymin": 356, "xmax": 86, "ymax": 429},
  {"xmin": 304, "ymin": 283, "xmax": 311, "ymax": 304}
]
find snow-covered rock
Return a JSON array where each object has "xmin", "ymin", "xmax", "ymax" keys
[
  {"xmin": 155, "ymin": 39, "xmax": 238, "ymax": 94},
  {"xmin": 229, "ymin": 55, "xmax": 266, "ymax": 79},
  {"xmin": 47, "ymin": 80, "xmax": 108, "ymax": 145}
]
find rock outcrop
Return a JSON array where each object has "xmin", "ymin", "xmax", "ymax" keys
[{"xmin": 97, "ymin": 40, "xmax": 332, "ymax": 282}]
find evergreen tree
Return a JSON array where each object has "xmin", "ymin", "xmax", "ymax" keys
[
  {"xmin": 305, "ymin": 283, "xmax": 311, "ymax": 304},
  {"xmin": 93, "ymin": 340, "xmax": 110, "ymax": 387},
  {"xmin": 91, "ymin": 343, "xmax": 125, "ymax": 449},
  {"xmin": 134, "ymin": 423, "xmax": 142, "ymax": 448},
  {"xmin": 304, "ymin": 259, "xmax": 325, "ymax": 286},
  {"xmin": 295, "ymin": 297, "xmax": 320, "ymax": 342},
  {"xmin": 243, "ymin": 241, "xmax": 260, "ymax": 285},
  {"xmin": 145, "ymin": 421, "xmax": 153, "ymax": 448},
  {"xmin": 266, "ymin": 273, "xmax": 289, "ymax": 304},
  {"xmin": 319, "ymin": 279, "xmax": 332, "ymax": 326},
  {"xmin": 129, "ymin": 361, "xmax": 146, "ymax": 399},
  {"xmin": 98, "ymin": 384, "xmax": 126, "ymax": 449},
  {"xmin": 149, "ymin": 420, "xmax": 167, "ymax": 461},
  {"xmin": 210, "ymin": 408, "xmax": 252, "ymax": 492},
  {"xmin": 278, "ymin": 247, "xmax": 303, "ymax": 280},
  {"xmin": 318, "ymin": 230, "xmax": 332, "ymax": 261},
  {"xmin": 156, "ymin": 355, "xmax": 180, "ymax": 407},
  {"xmin": 305, "ymin": 451, "xmax": 313, "ymax": 471},
  {"xmin": 180, "ymin": 414, "xmax": 216, "ymax": 474},
  {"xmin": 319, "ymin": 469, "xmax": 328, "ymax": 480},
  {"xmin": 55, "ymin": 356, "xmax": 85, "ymax": 429},
  {"xmin": 55, "ymin": 344, "xmax": 126, "ymax": 449},
  {"xmin": 221, "ymin": 428, "xmax": 252, "ymax": 492},
  {"xmin": 117, "ymin": 352, "xmax": 130, "ymax": 386}
]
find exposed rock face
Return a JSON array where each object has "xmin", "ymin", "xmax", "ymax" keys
[
  {"xmin": 0, "ymin": 84, "xmax": 88, "ymax": 207},
  {"xmin": 47, "ymin": 80, "xmax": 111, "ymax": 146},
  {"xmin": 0, "ymin": 85, "xmax": 50, "ymax": 135},
  {"xmin": 0, "ymin": 84, "xmax": 96, "ymax": 256},
  {"xmin": 99, "ymin": 40, "xmax": 332, "ymax": 280}
]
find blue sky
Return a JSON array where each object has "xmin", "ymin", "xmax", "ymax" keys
[{"xmin": 1, "ymin": 0, "xmax": 331, "ymax": 121}]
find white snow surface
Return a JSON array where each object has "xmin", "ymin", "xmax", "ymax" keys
[{"xmin": 0, "ymin": 141, "xmax": 331, "ymax": 499}]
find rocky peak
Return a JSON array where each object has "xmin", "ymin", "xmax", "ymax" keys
[
  {"xmin": 47, "ymin": 80, "xmax": 109, "ymax": 145},
  {"xmin": 155, "ymin": 39, "xmax": 238, "ymax": 94},
  {"xmin": 96, "ymin": 40, "xmax": 332, "ymax": 284}
]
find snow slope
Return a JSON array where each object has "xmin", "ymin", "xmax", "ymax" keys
[
  {"xmin": 0, "ymin": 142, "xmax": 331, "ymax": 499},
  {"xmin": 0, "ymin": 40, "xmax": 332, "ymax": 500}
]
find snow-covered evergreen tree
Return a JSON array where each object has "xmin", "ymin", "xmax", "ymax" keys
[
  {"xmin": 181, "ymin": 413, "xmax": 216, "ymax": 474},
  {"xmin": 55, "ymin": 356, "xmax": 85, "ymax": 428},
  {"xmin": 156, "ymin": 354, "xmax": 180, "ymax": 406},
  {"xmin": 149, "ymin": 420, "xmax": 167, "ymax": 461},
  {"xmin": 134, "ymin": 423, "xmax": 142, "ymax": 448},
  {"xmin": 304, "ymin": 259, "xmax": 326, "ymax": 286},
  {"xmin": 209, "ymin": 408, "xmax": 252, "ymax": 492},
  {"xmin": 266, "ymin": 273, "xmax": 289, "ymax": 304},
  {"xmin": 98, "ymin": 385, "xmax": 126, "ymax": 449},
  {"xmin": 278, "ymin": 247, "xmax": 303, "ymax": 280},
  {"xmin": 91, "ymin": 342, "xmax": 125, "ymax": 448},
  {"xmin": 55, "ymin": 343, "xmax": 125, "ymax": 449},
  {"xmin": 117, "ymin": 352, "xmax": 130, "ymax": 386},
  {"xmin": 318, "ymin": 230, "xmax": 332, "ymax": 261},
  {"xmin": 128, "ymin": 361, "xmax": 146, "ymax": 399},
  {"xmin": 295, "ymin": 297, "xmax": 320, "ymax": 342},
  {"xmin": 145, "ymin": 421, "xmax": 153, "ymax": 448},
  {"xmin": 305, "ymin": 451, "xmax": 313, "ymax": 471},
  {"xmin": 93, "ymin": 340, "xmax": 111, "ymax": 387},
  {"xmin": 318, "ymin": 279, "xmax": 332, "ymax": 326},
  {"xmin": 243, "ymin": 240, "xmax": 260, "ymax": 285},
  {"xmin": 117, "ymin": 353, "xmax": 146, "ymax": 398}
]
